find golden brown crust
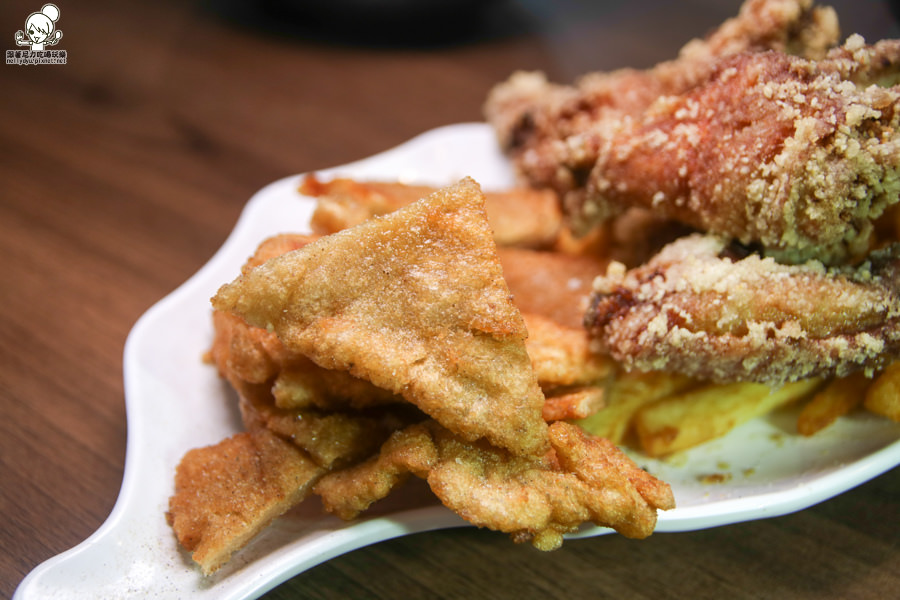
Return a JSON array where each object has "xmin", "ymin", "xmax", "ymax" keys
[
  {"xmin": 484, "ymin": 1, "xmax": 900, "ymax": 264},
  {"xmin": 585, "ymin": 234, "xmax": 900, "ymax": 385},
  {"xmin": 213, "ymin": 178, "xmax": 550, "ymax": 456},
  {"xmin": 572, "ymin": 40, "xmax": 900, "ymax": 264},
  {"xmin": 302, "ymin": 175, "xmax": 563, "ymax": 249},
  {"xmin": 498, "ymin": 247, "xmax": 608, "ymax": 329},
  {"xmin": 485, "ymin": 0, "xmax": 839, "ymax": 176},
  {"xmin": 314, "ymin": 420, "xmax": 674, "ymax": 550},
  {"xmin": 167, "ymin": 429, "xmax": 323, "ymax": 575}
]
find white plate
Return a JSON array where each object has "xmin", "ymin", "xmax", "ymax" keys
[{"xmin": 15, "ymin": 122, "xmax": 900, "ymax": 600}]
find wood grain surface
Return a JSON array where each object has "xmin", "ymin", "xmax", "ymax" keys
[{"xmin": 2, "ymin": 1, "xmax": 899, "ymax": 598}]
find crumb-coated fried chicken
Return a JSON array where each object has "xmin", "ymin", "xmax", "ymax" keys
[
  {"xmin": 585, "ymin": 234, "xmax": 900, "ymax": 386},
  {"xmin": 569, "ymin": 38, "xmax": 900, "ymax": 264},
  {"xmin": 485, "ymin": 0, "xmax": 839, "ymax": 180}
]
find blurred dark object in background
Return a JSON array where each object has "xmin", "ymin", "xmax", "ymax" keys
[{"xmin": 203, "ymin": 0, "xmax": 522, "ymax": 47}]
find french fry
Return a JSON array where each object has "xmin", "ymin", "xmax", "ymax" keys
[
  {"xmin": 634, "ymin": 378, "xmax": 823, "ymax": 457},
  {"xmin": 797, "ymin": 372, "xmax": 870, "ymax": 436},
  {"xmin": 864, "ymin": 361, "xmax": 900, "ymax": 422},
  {"xmin": 575, "ymin": 370, "xmax": 696, "ymax": 444}
]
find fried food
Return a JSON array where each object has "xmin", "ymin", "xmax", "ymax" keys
[
  {"xmin": 485, "ymin": 0, "xmax": 900, "ymax": 264},
  {"xmin": 541, "ymin": 385, "xmax": 605, "ymax": 422},
  {"xmin": 864, "ymin": 361, "xmax": 900, "ymax": 421},
  {"xmin": 167, "ymin": 428, "xmax": 323, "ymax": 575},
  {"xmin": 210, "ymin": 309, "xmax": 400, "ymax": 411},
  {"xmin": 213, "ymin": 236, "xmax": 612, "ymax": 414},
  {"xmin": 575, "ymin": 371, "xmax": 698, "ymax": 444},
  {"xmin": 633, "ymin": 378, "xmax": 823, "ymax": 456},
  {"xmin": 314, "ymin": 420, "xmax": 674, "ymax": 550},
  {"xmin": 797, "ymin": 371, "xmax": 868, "ymax": 435},
  {"xmin": 213, "ymin": 178, "xmax": 550, "ymax": 456},
  {"xmin": 585, "ymin": 234, "xmax": 900, "ymax": 386},
  {"xmin": 485, "ymin": 0, "xmax": 839, "ymax": 189},
  {"xmin": 522, "ymin": 312, "xmax": 612, "ymax": 388},
  {"xmin": 499, "ymin": 247, "xmax": 607, "ymax": 329},
  {"xmin": 302, "ymin": 175, "xmax": 563, "ymax": 249},
  {"xmin": 570, "ymin": 38, "xmax": 900, "ymax": 264},
  {"xmin": 237, "ymin": 377, "xmax": 418, "ymax": 469}
]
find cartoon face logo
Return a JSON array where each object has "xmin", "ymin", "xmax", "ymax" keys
[{"xmin": 15, "ymin": 4, "xmax": 63, "ymax": 51}]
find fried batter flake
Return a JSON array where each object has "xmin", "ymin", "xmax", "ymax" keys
[
  {"xmin": 167, "ymin": 428, "xmax": 323, "ymax": 575},
  {"xmin": 314, "ymin": 420, "xmax": 674, "ymax": 550},
  {"xmin": 213, "ymin": 178, "xmax": 549, "ymax": 456}
]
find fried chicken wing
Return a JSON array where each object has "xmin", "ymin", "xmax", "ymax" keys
[
  {"xmin": 213, "ymin": 178, "xmax": 550, "ymax": 456},
  {"xmin": 485, "ymin": 1, "xmax": 900, "ymax": 263},
  {"xmin": 585, "ymin": 234, "xmax": 900, "ymax": 386}
]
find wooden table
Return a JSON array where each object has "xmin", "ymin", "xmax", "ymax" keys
[{"xmin": 4, "ymin": 1, "xmax": 899, "ymax": 598}]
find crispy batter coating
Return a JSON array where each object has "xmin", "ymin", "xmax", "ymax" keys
[
  {"xmin": 571, "ymin": 38, "xmax": 900, "ymax": 264},
  {"xmin": 484, "ymin": 1, "xmax": 900, "ymax": 263},
  {"xmin": 541, "ymin": 385, "xmax": 606, "ymax": 422},
  {"xmin": 237, "ymin": 377, "xmax": 417, "ymax": 469},
  {"xmin": 167, "ymin": 428, "xmax": 323, "ymax": 575},
  {"xmin": 485, "ymin": 0, "xmax": 839, "ymax": 175},
  {"xmin": 210, "ymin": 309, "xmax": 400, "ymax": 411},
  {"xmin": 586, "ymin": 234, "xmax": 900, "ymax": 385},
  {"xmin": 302, "ymin": 175, "xmax": 563, "ymax": 249},
  {"xmin": 498, "ymin": 247, "xmax": 607, "ymax": 328},
  {"xmin": 213, "ymin": 178, "xmax": 550, "ymax": 456},
  {"xmin": 522, "ymin": 312, "xmax": 613, "ymax": 388},
  {"xmin": 314, "ymin": 421, "xmax": 673, "ymax": 550}
]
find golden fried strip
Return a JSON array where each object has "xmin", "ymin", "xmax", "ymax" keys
[
  {"xmin": 209, "ymin": 309, "xmax": 288, "ymax": 385},
  {"xmin": 864, "ymin": 361, "xmax": 900, "ymax": 421},
  {"xmin": 797, "ymin": 372, "xmax": 869, "ymax": 435},
  {"xmin": 167, "ymin": 428, "xmax": 323, "ymax": 575},
  {"xmin": 575, "ymin": 370, "xmax": 697, "ymax": 444},
  {"xmin": 633, "ymin": 378, "xmax": 823, "ymax": 456},
  {"xmin": 314, "ymin": 421, "xmax": 674, "ymax": 550},
  {"xmin": 302, "ymin": 175, "xmax": 563, "ymax": 249},
  {"xmin": 313, "ymin": 423, "xmax": 437, "ymax": 520},
  {"xmin": 211, "ymin": 309, "xmax": 400, "ymax": 411},
  {"xmin": 541, "ymin": 385, "xmax": 605, "ymax": 422},
  {"xmin": 213, "ymin": 178, "xmax": 549, "ymax": 456},
  {"xmin": 237, "ymin": 378, "xmax": 415, "ymax": 469}
]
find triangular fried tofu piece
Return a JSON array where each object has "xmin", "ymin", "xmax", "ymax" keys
[{"xmin": 213, "ymin": 178, "xmax": 549, "ymax": 456}]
